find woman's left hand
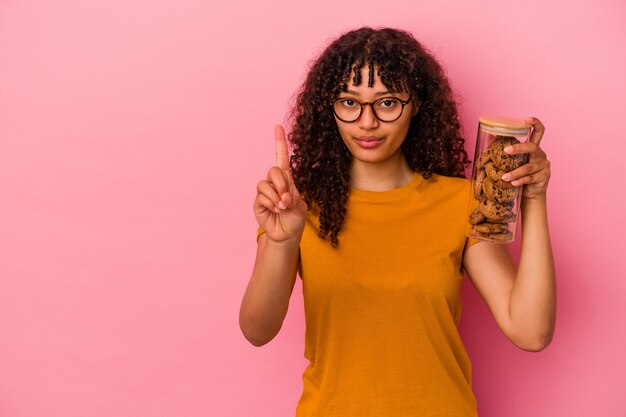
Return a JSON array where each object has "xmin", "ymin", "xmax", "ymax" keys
[{"xmin": 501, "ymin": 117, "xmax": 551, "ymax": 200}]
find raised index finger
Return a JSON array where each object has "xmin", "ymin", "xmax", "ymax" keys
[{"xmin": 275, "ymin": 124, "xmax": 290, "ymax": 170}]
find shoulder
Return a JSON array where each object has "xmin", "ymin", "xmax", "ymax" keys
[
  {"xmin": 425, "ymin": 172, "xmax": 470, "ymax": 187},
  {"xmin": 422, "ymin": 173, "xmax": 471, "ymax": 198}
]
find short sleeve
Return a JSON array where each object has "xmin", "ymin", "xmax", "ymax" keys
[
  {"xmin": 256, "ymin": 226, "xmax": 266, "ymax": 242},
  {"xmin": 464, "ymin": 235, "xmax": 481, "ymax": 250},
  {"xmin": 464, "ymin": 181, "xmax": 481, "ymax": 250}
]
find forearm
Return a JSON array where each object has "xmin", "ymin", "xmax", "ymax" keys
[
  {"xmin": 509, "ymin": 197, "xmax": 556, "ymax": 350},
  {"xmin": 239, "ymin": 235, "xmax": 300, "ymax": 346}
]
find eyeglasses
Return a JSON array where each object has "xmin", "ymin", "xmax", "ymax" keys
[{"xmin": 332, "ymin": 96, "xmax": 412, "ymax": 123}]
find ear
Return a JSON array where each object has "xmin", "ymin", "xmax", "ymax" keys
[{"xmin": 411, "ymin": 100, "xmax": 421, "ymax": 116}]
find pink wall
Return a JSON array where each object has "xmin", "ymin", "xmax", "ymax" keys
[{"xmin": 1, "ymin": 0, "xmax": 624, "ymax": 416}]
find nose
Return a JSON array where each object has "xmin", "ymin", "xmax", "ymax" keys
[{"xmin": 357, "ymin": 103, "xmax": 379, "ymax": 130}]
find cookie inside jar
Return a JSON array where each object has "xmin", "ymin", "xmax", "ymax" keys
[{"xmin": 467, "ymin": 116, "xmax": 532, "ymax": 244}]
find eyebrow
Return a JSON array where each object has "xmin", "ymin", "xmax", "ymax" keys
[{"xmin": 343, "ymin": 89, "xmax": 398, "ymax": 97}]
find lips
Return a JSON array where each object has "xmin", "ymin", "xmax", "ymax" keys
[{"xmin": 355, "ymin": 136, "xmax": 384, "ymax": 149}]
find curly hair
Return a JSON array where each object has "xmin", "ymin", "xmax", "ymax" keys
[{"xmin": 288, "ymin": 27, "xmax": 470, "ymax": 247}]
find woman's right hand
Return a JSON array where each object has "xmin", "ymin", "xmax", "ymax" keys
[{"xmin": 253, "ymin": 125, "xmax": 308, "ymax": 243}]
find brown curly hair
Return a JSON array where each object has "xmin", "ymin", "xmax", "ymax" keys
[{"xmin": 288, "ymin": 27, "xmax": 470, "ymax": 247}]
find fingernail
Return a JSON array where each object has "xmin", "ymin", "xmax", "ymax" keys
[
  {"xmin": 504, "ymin": 146, "xmax": 513, "ymax": 154},
  {"xmin": 502, "ymin": 173, "xmax": 511, "ymax": 181},
  {"xmin": 511, "ymin": 180, "xmax": 519, "ymax": 186},
  {"xmin": 277, "ymin": 201, "xmax": 286, "ymax": 210}
]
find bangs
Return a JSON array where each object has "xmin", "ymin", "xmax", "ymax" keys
[{"xmin": 338, "ymin": 56, "xmax": 411, "ymax": 95}]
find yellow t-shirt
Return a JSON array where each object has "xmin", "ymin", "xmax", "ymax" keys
[{"xmin": 258, "ymin": 172, "xmax": 480, "ymax": 416}]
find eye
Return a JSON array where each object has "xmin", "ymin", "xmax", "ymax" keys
[
  {"xmin": 377, "ymin": 98, "xmax": 399, "ymax": 108},
  {"xmin": 339, "ymin": 99, "xmax": 359, "ymax": 108}
]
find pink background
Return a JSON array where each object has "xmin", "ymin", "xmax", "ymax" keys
[{"xmin": 1, "ymin": 0, "xmax": 624, "ymax": 416}]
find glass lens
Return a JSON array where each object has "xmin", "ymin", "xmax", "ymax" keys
[
  {"xmin": 374, "ymin": 98, "xmax": 404, "ymax": 121},
  {"xmin": 333, "ymin": 98, "xmax": 361, "ymax": 122}
]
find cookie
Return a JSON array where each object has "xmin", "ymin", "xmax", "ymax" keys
[
  {"xmin": 468, "ymin": 208, "xmax": 485, "ymax": 225},
  {"xmin": 469, "ymin": 136, "xmax": 524, "ymax": 243},
  {"xmin": 489, "ymin": 136, "xmax": 525, "ymax": 173},
  {"xmin": 474, "ymin": 168, "xmax": 486, "ymax": 200},
  {"xmin": 473, "ymin": 222, "xmax": 509, "ymax": 234},
  {"xmin": 484, "ymin": 162, "xmax": 514, "ymax": 189},
  {"xmin": 478, "ymin": 198, "xmax": 515, "ymax": 223},
  {"xmin": 470, "ymin": 229, "xmax": 513, "ymax": 242},
  {"xmin": 482, "ymin": 175, "xmax": 516, "ymax": 203},
  {"xmin": 475, "ymin": 150, "xmax": 492, "ymax": 170}
]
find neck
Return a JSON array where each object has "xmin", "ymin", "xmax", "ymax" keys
[{"xmin": 349, "ymin": 153, "xmax": 414, "ymax": 191}]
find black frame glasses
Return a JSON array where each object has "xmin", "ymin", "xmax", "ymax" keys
[{"xmin": 332, "ymin": 97, "xmax": 413, "ymax": 123}]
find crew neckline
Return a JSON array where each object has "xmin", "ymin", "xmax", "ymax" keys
[{"xmin": 348, "ymin": 171, "xmax": 423, "ymax": 201}]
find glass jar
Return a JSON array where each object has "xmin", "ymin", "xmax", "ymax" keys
[{"xmin": 467, "ymin": 116, "xmax": 532, "ymax": 243}]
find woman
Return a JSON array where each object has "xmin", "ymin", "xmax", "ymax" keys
[{"xmin": 239, "ymin": 27, "xmax": 555, "ymax": 416}]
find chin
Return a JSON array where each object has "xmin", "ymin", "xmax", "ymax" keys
[{"xmin": 352, "ymin": 152, "xmax": 394, "ymax": 164}]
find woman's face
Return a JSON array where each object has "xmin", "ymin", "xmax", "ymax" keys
[{"xmin": 333, "ymin": 66, "xmax": 418, "ymax": 166}]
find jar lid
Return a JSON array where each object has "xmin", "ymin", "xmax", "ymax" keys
[{"xmin": 479, "ymin": 115, "xmax": 531, "ymax": 136}]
